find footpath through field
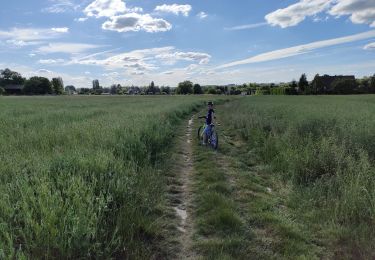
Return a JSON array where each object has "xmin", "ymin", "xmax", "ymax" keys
[{"xmin": 169, "ymin": 101, "xmax": 325, "ymax": 259}]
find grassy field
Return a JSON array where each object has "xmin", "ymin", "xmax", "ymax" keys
[
  {"xmin": 0, "ymin": 95, "xmax": 374, "ymax": 259},
  {"xmin": 0, "ymin": 96, "xmax": 223, "ymax": 259},
  {"xmin": 214, "ymin": 95, "xmax": 375, "ymax": 259}
]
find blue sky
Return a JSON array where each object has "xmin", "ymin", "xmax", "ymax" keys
[{"xmin": 1, "ymin": 0, "xmax": 375, "ymax": 88}]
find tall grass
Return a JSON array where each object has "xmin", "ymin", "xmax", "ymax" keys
[
  {"xmin": 221, "ymin": 95, "xmax": 375, "ymax": 255},
  {"xmin": 0, "ymin": 96, "xmax": 219, "ymax": 259}
]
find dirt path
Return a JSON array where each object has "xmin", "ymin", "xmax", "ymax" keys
[{"xmin": 169, "ymin": 115, "xmax": 197, "ymax": 259}]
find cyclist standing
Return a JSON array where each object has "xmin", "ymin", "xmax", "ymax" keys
[{"xmin": 202, "ymin": 101, "xmax": 215, "ymax": 145}]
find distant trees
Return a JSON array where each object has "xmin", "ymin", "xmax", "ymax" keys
[
  {"xmin": 110, "ymin": 84, "xmax": 123, "ymax": 95},
  {"xmin": 176, "ymin": 81, "xmax": 193, "ymax": 94},
  {"xmin": 160, "ymin": 86, "xmax": 171, "ymax": 94},
  {"xmin": 146, "ymin": 81, "xmax": 161, "ymax": 95},
  {"xmin": 331, "ymin": 78, "xmax": 357, "ymax": 94},
  {"xmin": 193, "ymin": 84, "xmax": 203, "ymax": 94},
  {"xmin": 65, "ymin": 85, "xmax": 76, "ymax": 94},
  {"xmin": 0, "ymin": 68, "xmax": 25, "ymax": 86},
  {"xmin": 371, "ymin": 74, "xmax": 375, "ymax": 94},
  {"xmin": 311, "ymin": 74, "xmax": 323, "ymax": 94},
  {"xmin": 52, "ymin": 77, "xmax": 64, "ymax": 95},
  {"xmin": 23, "ymin": 77, "xmax": 53, "ymax": 95},
  {"xmin": 92, "ymin": 79, "xmax": 103, "ymax": 95},
  {"xmin": 298, "ymin": 73, "xmax": 309, "ymax": 93}
]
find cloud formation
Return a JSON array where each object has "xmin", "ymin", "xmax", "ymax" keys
[
  {"xmin": 154, "ymin": 4, "xmax": 192, "ymax": 16},
  {"xmin": 265, "ymin": 0, "xmax": 332, "ymax": 28},
  {"xmin": 37, "ymin": 43, "xmax": 102, "ymax": 54},
  {"xmin": 225, "ymin": 22, "xmax": 267, "ymax": 31},
  {"xmin": 197, "ymin": 12, "xmax": 208, "ymax": 19},
  {"xmin": 329, "ymin": 0, "xmax": 375, "ymax": 27},
  {"xmin": 42, "ymin": 0, "xmax": 80, "ymax": 13},
  {"xmin": 84, "ymin": 0, "xmax": 141, "ymax": 18},
  {"xmin": 102, "ymin": 13, "xmax": 172, "ymax": 32},
  {"xmin": 51, "ymin": 27, "xmax": 69, "ymax": 33},
  {"xmin": 265, "ymin": 0, "xmax": 375, "ymax": 28},
  {"xmin": 364, "ymin": 42, "xmax": 375, "ymax": 50},
  {"xmin": 0, "ymin": 28, "xmax": 68, "ymax": 42},
  {"xmin": 38, "ymin": 59, "xmax": 65, "ymax": 64},
  {"xmin": 217, "ymin": 30, "xmax": 375, "ymax": 69},
  {"xmin": 72, "ymin": 46, "xmax": 211, "ymax": 75}
]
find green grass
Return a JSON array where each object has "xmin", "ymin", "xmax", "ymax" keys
[
  {"xmin": 218, "ymin": 95, "xmax": 375, "ymax": 258},
  {"xmin": 0, "ymin": 95, "xmax": 223, "ymax": 259},
  {"xmin": 1, "ymin": 95, "xmax": 374, "ymax": 259}
]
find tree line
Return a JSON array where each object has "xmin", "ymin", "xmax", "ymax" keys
[
  {"xmin": 0, "ymin": 69, "xmax": 64, "ymax": 95},
  {"xmin": 1, "ymin": 68, "xmax": 374, "ymax": 96}
]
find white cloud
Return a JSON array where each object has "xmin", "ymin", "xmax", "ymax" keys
[
  {"xmin": 51, "ymin": 27, "xmax": 69, "ymax": 33},
  {"xmin": 265, "ymin": 0, "xmax": 375, "ymax": 28},
  {"xmin": 102, "ymin": 13, "xmax": 172, "ymax": 33},
  {"xmin": 329, "ymin": 0, "xmax": 375, "ymax": 27},
  {"xmin": 155, "ymin": 4, "xmax": 192, "ymax": 16},
  {"xmin": 216, "ymin": 30, "xmax": 375, "ymax": 69},
  {"xmin": 75, "ymin": 17, "xmax": 88, "ymax": 22},
  {"xmin": 0, "ymin": 28, "xmax": 68, "ymax": 42},
  {"xmin": 156, "ymin": 51, "xmax": 211, "ymax": 65},
  {"xmin": 265, "ymin": 0, "xmax": 333, "ymax": 28},
  {"xmin": 72, "ymin": 46, "xmax": 211, "ymax": 76},
  {"xmin": 38, "ymin": 59, "xmax": 65, "ymax": 64},
  {"xmin": 225, "ymin": 22, "xmax": 268, "ymax": 31},
  {"xmin": 42, "ymin": 0, "xmax": 80, "ymax": 13},
  {"xmin": 364, "ymin": 42, "xmax": 375, "ymax": 50},
  {"xmin": 84, "ymin": 0, "xmax": 142, "ymax": 18},
  {"xmin": 197, "ymin": 12, "xmax": 208, "ymax": 19},
  {"xmin": 37, "ymin": 69, "xmax": 53, "ymax": 74},
  {"xmin": 37, "ymin": 43, "xmax": 102, "ymax": 54},
  {"xmin": 6, "ymin": 40, "xmax": 40, "ymax": 47}
]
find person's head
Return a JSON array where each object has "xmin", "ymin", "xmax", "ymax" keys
[{"xmin": 207, "ymin": 101, "xmax": 213, "ymax": 109}]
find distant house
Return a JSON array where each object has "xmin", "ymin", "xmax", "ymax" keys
[
  {"xmin": 316, "ymin": 75, "xmax": 355, "ymax": 92},
  {"xmin": 3, "ymin": 85, "xmax": 24, "ymax": 95},
  {"xmin": 128, "ymin": 86, "xmax": 141, "ymax": 95}
]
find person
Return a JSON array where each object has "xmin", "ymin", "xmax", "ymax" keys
[{"xmin": 200, "ymin": 101, "xmax": 215, "ymax": 145}]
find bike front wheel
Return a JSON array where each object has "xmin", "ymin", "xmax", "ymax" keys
[{"xmin": 197, "ymin": 126, "xmax": 203, "ymax": 141}]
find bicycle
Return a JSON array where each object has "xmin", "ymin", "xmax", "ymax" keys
[{"xmin": 197, "ymin": 117, "xmax": 219, "ymax": 150}]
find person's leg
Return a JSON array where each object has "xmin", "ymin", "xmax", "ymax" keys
[{"xmin": 203, "ymin": 125, "xmax": 211, "ymax": 145}]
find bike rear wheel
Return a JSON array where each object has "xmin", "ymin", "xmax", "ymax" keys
[{"xmin": 210, "ymin": 131, "xmax": 219, "ymax": 150}]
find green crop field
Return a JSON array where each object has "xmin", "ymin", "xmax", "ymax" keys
[
  {"xmin": 0, "ymin": 96, "xmax": 223, "ymax": 259},
  {"xmin": 0, "ymin": 95, "xmax": 374, "ymax": 259}
]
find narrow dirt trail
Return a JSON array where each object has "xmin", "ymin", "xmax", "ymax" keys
[{"xmin": 169, "ymin": 115, "xmax": 197, "ymax": 259}]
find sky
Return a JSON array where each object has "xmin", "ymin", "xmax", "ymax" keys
[{"xmin": 1, "ymin": 0, "xmax": 375, "ymax": 88}]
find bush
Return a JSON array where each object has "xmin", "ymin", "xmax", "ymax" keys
[
  {"xmin": 0, "ymin": 87, "xmax": 4, "ymax": 95},
  {"xmin": 23, "ymin": 76, "xmax": 53, "ymax": 95}
]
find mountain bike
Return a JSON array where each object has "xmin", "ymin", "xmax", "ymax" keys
[{"xmin": 197, "ymin": 117, "xmax": 219, "ymax": 150}]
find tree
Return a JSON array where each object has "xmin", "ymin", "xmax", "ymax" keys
[
  {"xmin": 0, "ymin": 87, "xmax": 4, "ymax": 95},
  {"xmin": 0, "ymin": 68, "xmax": 25, "ymax": 86},
  {"xmin": 65, "ymin": 85, "xmax": 76, "ymax": 94},
  {"xmin": 92, "ymin": 79, "xmax": 100, "ymax": 89},
  {"xmin": 110, "ymin": 84, "xmax": 123, "ymax": 95},
  {"xmin": 147, "ymin": 81, "xmax": 159, "ymax": 95},
  {"xmin": 160, "ymin": 86, "xmax": 171, "ymax": 94},
  {"xmin": 331, "ymin": 78, "xmax": 358, "ymax": 94},
  {"xmin": 310, "ymin": 74, "xmax": 324, "ymax": 94},
  {"xmin": 370, "ymin": 74, "xmax": 375, "ymax": 94},
  {"xmin": 23, "ymin": 77, "xmax": 53, "ymax": 95},
  {"xmin": 298, "ymin": 73, "xmax": 309, "ymax": 94},
  {"xmin": 176, "ymin": 81, "xmax": 193, "ymax": 94},
  {"xmin": 193, "ymin": 84, "xmax": 203, "ymax": 94},
  {"xmin": 52, "ymin": 77, "xmax": 64, "ymax": 95},
  {"xmin": 207, "ymin": 87, "xmax": 217, "ymax": 94}
]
